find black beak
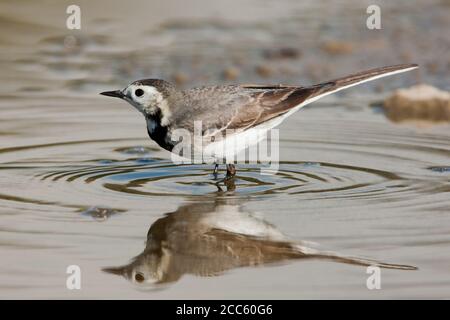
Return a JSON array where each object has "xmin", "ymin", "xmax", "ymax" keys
[
  {"xmin": 102, "ymin": 266, "xmax": 125, "ymax": 276},
  {"xmin": 100, "ymin": 90, "xmax": 124, "ymax": 98}
]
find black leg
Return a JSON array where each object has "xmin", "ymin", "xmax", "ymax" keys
[{"xmin": 212, "ymin": 163, "xmax": 219, "ymax": 179}]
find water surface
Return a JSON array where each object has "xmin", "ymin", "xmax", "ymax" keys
[{"xmin": 0, "ymin": 0, "xmax": 449, "ymax": 299}]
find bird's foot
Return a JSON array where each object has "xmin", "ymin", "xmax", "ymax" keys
[{"xmin": 212, "ymin": 164, "xmax": 219, "ymax": 180}]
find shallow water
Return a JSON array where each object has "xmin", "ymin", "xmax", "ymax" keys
[{"xmin": 1, "ymin": 0, "xmax": 450, "ymax": 299}]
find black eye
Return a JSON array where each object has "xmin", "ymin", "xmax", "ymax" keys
[
  {"xmin": 134, "ymin": 272, "xmax": 145, "ymax": 283},
  {"xmin": 135, "ymin": 89, "xmax": 144, "ymax": 97}
]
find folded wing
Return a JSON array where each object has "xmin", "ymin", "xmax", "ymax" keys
[
  {"xmin": 176, "ymin": 64, "xmax": 417, "ymax": 135},
  {"xmin": 227, "ymin": 63, "xmax": 418, "ymax": 130}
]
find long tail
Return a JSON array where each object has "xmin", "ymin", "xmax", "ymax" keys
[
  {"xmin": 312, "ymin": 252, "xmax": 418, "ymax": 270},
  {"xmin": 284, "ymin": 64, "xmax": 418, "ymax": 116},
  {"xmin": 314, "ymin": 63, "xmax": 418, "ymax": 96},
  {"xmin": 309, "ymin": 63, "xmax": 417, "ymax": 99},
  {"xmin": 295, "ymin": 245, "xmax": 417, "ymax": 270}
]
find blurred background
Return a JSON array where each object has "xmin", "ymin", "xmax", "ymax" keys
[
  {"xmin": 0, "ymin": 0, "xmax": 449, "ymax": 299},
  {"xmin": 1, "ymin": 0, "xmax": 449, "ymax": 96}
]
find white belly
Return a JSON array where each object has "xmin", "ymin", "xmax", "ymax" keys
[{"xmin": 201, "ymin": 115, "xmax": 285, "ymax": 163}]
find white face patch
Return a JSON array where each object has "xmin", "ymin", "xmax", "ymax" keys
[{"xmin": 123, "ymin": 84, "xmax": 172, "ymax": 126}]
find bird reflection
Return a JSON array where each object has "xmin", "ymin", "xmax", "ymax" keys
[{"xmin": 103, "ymin": 182, "xmax": 416, "ymax": 287}]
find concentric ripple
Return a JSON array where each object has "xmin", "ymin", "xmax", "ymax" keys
[
  {"xmin": 36, "ymin": 159, "xmax": 402, "ymax": 198},
  {"xmin": 0, "ymin": 106, "xmax": 449, "ymax": 213},
  {"xmin": 0, "ymin": 137, "xmax": 447, "ymax": 214}
]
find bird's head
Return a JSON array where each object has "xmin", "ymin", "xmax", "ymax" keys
[{"xmin": 100, "ymin": 79, "xmax": 175, "ymax": 126}]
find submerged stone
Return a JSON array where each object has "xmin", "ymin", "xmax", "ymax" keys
[
  {"xmin": 302, "ymin": 162, "xmax": 321, "ymax": 168},
  {"xmin": 428, "ymin": 166, "xmax": 450, "ymax": 173},
  {"xmin": 81, "ymin": 206, "xmax": 120, "ymax": 221},
  {"xmin": 115, "ymin": 146, "xmax": 153, "ymax": 155},
  {"xmin": 384, "ymin": 84, "xmax": 450, "ymax": 123}
]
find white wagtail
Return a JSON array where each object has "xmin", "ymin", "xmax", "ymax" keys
[
  {"xmin": 103, "ymin": 199, "xmax": 416, "ymax": 285},
  {"xmin": 101, "ymin": 63, "xmax": 418, "ymax": 177}
]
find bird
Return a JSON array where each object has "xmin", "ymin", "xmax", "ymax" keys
[
  {"xmin": 103, "ymin": 197, "xmax": 416, "ymax": 286},
  {"xmin": 100, "ymin": 63, "xmax": 418, "ymax": 179}
]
